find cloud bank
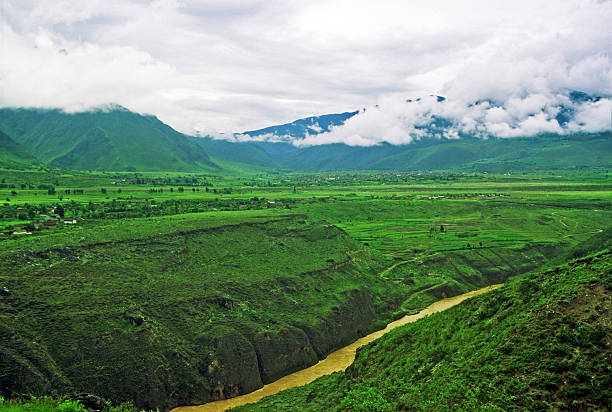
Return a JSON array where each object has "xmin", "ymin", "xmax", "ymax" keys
[
  {"xmin": 0, "ymin": 0, "xmax": 610, "ymax": 144},
  {"xmin": 297, "ymin": 93, "xmax": 610, "ymax": 147}
]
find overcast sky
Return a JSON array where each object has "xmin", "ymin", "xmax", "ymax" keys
[{"xmin": 0, "ymin": 0, "xmax": 610, "ymax": 142}]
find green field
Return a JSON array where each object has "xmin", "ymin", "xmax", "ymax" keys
[
  {"xmin": 0, "ymin": 202, "xmax": 406, "ymax": 410},
  {"xmin": 0, "ymin": 167, "xmax": 611, "ymax": 411}
]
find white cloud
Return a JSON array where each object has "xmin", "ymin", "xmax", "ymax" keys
[
  {"xmin": 569, "ymin": 100, "xmax": 612, "ymax": 132},
  {"xmin": 300, "ymin": 93, "xmax": 610, "ymax": 146},
  {"xmin": 0, "ymin": 0, "xmax": 610, "ymax": 143}
]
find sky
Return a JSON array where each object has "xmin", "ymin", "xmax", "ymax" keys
[{"xmin": 0, "ymin": 0, "xmax": 610, "ymax": 144}]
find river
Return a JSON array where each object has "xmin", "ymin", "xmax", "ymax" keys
[{"xmin": 172, "ymin": 284, "xmax": 503, "ymax": 412}]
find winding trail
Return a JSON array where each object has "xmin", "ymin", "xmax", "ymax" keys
[
  {"xmin": 172, "ymin": 283, "xmax": 503, "ymax": 412},
  {"xmin": 378, "ymin": 259, "xmax": 410, "ymax": 279}
]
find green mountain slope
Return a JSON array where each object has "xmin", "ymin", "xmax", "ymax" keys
[
  {"xmin": 0, "ymin": 213, "xmax": 406, "ymax": 411},
  {"xmin": 236, "ymin": 249, "xmax": 612, "ymax": 411},
  {"xmin": 274, "ymin": 132, "xmax": 612, "ymax": 172},
  {"xmin": 0, "ymin": 106, "xmax": 218, "ymax": 172},
  {"xmin": 190, "ymin": 136, "xmax": 281, "ymax": 170},
  {"xmin": 0, "ymin": 130, "xmax": 38, "ymax": 169},
  {"xmin": 189, "ymin": 131, "xmax": 611, "ymax": 173},
  {"xmin": 1, "ymin": 104, "xmax": 608, "ymax": 173}
]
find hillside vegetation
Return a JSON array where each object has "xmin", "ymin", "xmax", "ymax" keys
[
  {"xmin": 0, "ymin": 130, "xmax": 38, "ymax": 170},
  {"xmin": 235, "ymin": 249, "xmax": 612, "ymax": 411},
  {"xmin": 1, "ymin": 105, "xmax": 609, "ymax": 173},
  {"xmin": 0, "ymin": 170, "xmax": 609, "ymax": 411},
  {"xmin": 0, "ymin": 212, "xmax": 406, "ymax": 411},
  {"xmin": 0, "ymin": 107, "xmax": 217, "ymax": 172},
  {"xmin": 1, "ymin": 170, "xmax": 609, "ymax": 315},
  {"xmin": 194, "ymin": 132, "xmax": 612, "ymax": 172}
]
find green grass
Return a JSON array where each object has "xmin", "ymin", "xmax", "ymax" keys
[
  {"xmin": 0, "ymin": 213, "xmax": 406, "ymax": 410},
  {"xmin": 234, "ymin": 250, "xmax": 612, "ymax": 411},
  {"xmin": 260, "ymin": 132, "xmax": 612, "ymax": 172},
  {"xmin": 0, "ymin": 396, "xmax": 138, "ymax": 412},
  {"xmin": 1, "ymin": 169, "xmax": 610, "ymax": 410},
  {"xmin": 0, "ymin": 108, "xmax": 218, "ymax": 172},
  {"xmin": 0, "ymin": 131, "xmax": 38, "ymax": 170}
]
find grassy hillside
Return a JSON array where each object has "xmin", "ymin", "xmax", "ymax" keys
[
  {"xmin": 0, "ymin": 170, "xmax": 609, "ymax": 410},
  {"xmin": 0, "ymin": 107, "xmax": 218, "ymax": 172},
  {"xmin": 1, "ymin": 105, "xmax": 607, "ymax": 174},
  {"xmin": 0, "ymin": 130, "xmax": 38, "ymax": 169},
  {"xmin": 294, "ymin": 186, "xmax": 612, "ymax": 312},
  {"xmin": 0, "ymin": 168, "xmax": 609, "ymax": 313},
  {"xmin": 190, "ymin": 137, "xmax": 280, "ymax": 170},
  {"xmin": 0, "ymin": 212, "xmax": 406, "ymax": 411},
  {"xmin": 0, "ymin": 396, "xmax": 137, "ymax": 412},
  {"xmin": 191, "ymin": 131, "xmax": 611, "ymax": 173},
  {"xmin": 235, "ymin": 249, "xmax": 612, "ymax": 411},
  {"xmin": 273, "ymin": 132, "xmax": 612, "ymax": 172}
]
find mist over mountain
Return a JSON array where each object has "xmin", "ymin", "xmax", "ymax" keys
[
  {"xmin": 240, "ymin": 111, "xmax": 359, "ymax": 142},
  {"xmin": 0, "ymin": 98, "xmax": 609, "ymax": 173},
  {"xmin": 231, "ymin": 91, "xmax": 610, "ymax": 147}
]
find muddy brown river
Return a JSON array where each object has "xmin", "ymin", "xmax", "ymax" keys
[{"xmin": 173, "ymin": 284, "xmax": 502, "ymax": 412}]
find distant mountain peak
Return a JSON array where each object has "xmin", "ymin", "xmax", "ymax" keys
[
  {"xmin": 240, "ymin": 110, "xmax": 359, "ymax": 141},
  {"xmin": 234, "ymin": 90, "xmax": 609, "ymax": 145},
  {"xmin": 238, "ymin": 94, "xmax": 449, "ymax": 143}
]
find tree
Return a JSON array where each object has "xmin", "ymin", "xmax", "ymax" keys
[
  {"xmin": 440, "ymin": 224, "xmax": 445, "ymax": 232},
  {"xmin": 56, "ymin": 204, "xmax": 65, "ymax": 218},
  {"xmin": 101, "ymin": 188, "xmax": 107, "ymax": 194}
]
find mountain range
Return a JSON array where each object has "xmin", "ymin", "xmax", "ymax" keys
[
  {"xmin": 0, "ymin": 130, "xmax": 39, "ymax": 169},
  {"xmin": 0, "ymin": 93, "xmax": 610, "ymax": 173},
  {"xmin": 0, "ymin": 105, "xmax": 217, "ymax": 172},
  {"xmin": 193, "ymin": 132, "xmax": 611, "ymax": 173},
  {"xmin": 241, "ymin": 110, "xmax": 359, "ymax": 141}
]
